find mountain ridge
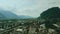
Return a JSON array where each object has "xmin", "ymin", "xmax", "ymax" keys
[{"xmin": 0, "ymin": 10, "xmax": 33, "ymax": 19}]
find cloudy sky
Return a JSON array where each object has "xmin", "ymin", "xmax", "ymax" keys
[{"xmin": 0, "ymin": 0, "xmax": 60, "ymax": 17}]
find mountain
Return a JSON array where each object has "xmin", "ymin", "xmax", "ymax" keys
[
  {"xmin": 0, "ymin": 10, "xmax": 33, "ymax": 19},
  {"xmin": 18, "ymin": 15, "xmax": 33, "ymax": 19},
  {"xmin": 0, "ymin": 10, "xmax": 18, "ymax": 19},
  {"xmin": 0, "ymin": 13, "xmax": 5, "ymax": 18}
]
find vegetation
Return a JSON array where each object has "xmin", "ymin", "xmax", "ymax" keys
[
  {"xmin": 40, "ymin": 7, "xmax": 60, "ymax": 19},
  {"xmin": 0, "ymin": 7, "xmax": 60, "ymax": 34},
  {"xmin": 38, "ymin": 7, "xmax": 60, "ymax": 34}
]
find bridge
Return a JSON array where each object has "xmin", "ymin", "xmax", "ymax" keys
[{"xmin": 0, "ymin": 19, "xmax": 37, "ymax": 34}]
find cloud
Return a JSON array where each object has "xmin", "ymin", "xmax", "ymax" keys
[{"xmin": 0, "ymin": 0, "xmax": 60, "ymax": 17}]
